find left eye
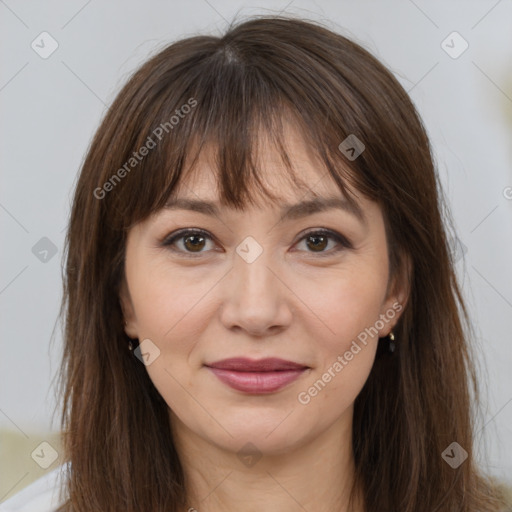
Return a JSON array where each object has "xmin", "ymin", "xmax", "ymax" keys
[
  {"xmin": 161, "ymin": 228, "xmax": 351, "ymax": 256},
  {"xmin": 293, "ymin": 229, "xmax": 351, "ymax": 255}
]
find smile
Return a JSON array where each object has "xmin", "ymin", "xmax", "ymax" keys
[
  {"xmin": 207, "ymin": 368, "xmax": 308, "ymax": 393},
  {"xmin": 204, "ymin": 358, "xmax": 310, "ymax": 394}
]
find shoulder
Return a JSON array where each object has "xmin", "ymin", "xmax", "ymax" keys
[
  {"xmin": 489, "ymin": 477, "xmax": 512, "ymax": 512},
  {"xmin": 0, "ymin": 463, "xmax": 69, "ymax": 512},
  {"xmin": 498, "ymin": 481, "xmax": 512, "ymax": 511}
]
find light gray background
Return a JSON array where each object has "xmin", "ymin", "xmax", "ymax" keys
[{"xmin": 1, "ymin": 0, "xmax": 511, "ymax": 480}]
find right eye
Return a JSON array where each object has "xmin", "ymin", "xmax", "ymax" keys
[{"xmin": 161, "ymin": 228, "xmax": 217, "ymax": 256}]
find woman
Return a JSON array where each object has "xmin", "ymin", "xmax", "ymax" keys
[{"xmin": 2, "ymin": 15, "xmax": 510, "ymax": 512}]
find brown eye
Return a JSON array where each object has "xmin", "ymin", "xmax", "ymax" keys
[
  {"xmin": 162, "ymin": 229, "xmax": 215, "ymax": 256},
  {"xmin": 182, "ymin": 233, "xmax": 206, "ymax": 252},
  {"xmin": 294, "ymin": 229, "xmax": 352, "ymax": 256},
  {"xmin": 305, "ymin": 234, "xmax": 329, "ymax": 252},
  {"xmin": 162, "ymin": 228, "xmax": 351, "ymax": 258}
]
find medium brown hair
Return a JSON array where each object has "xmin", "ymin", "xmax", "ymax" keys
[{"xmin": 56, "ymin": 15, "xmax": 508, "ymax": 512}]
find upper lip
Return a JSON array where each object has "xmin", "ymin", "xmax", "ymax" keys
[{"xmin": 205, "ymin": 357, "xmax": 308, "ymax": 372}]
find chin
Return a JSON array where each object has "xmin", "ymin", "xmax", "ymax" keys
[{"xmin": 200, "ymin": 408, "xmax": 315, "ymax": 455}]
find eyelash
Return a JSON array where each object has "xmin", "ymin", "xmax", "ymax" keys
[{"xmin": 161, "ymin": 228, "xmax": 352, "ymax": 258}]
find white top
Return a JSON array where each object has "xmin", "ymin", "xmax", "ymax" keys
[{"xmin": 0, "ymin": 464, "xmax": 68, "ymax": 512}]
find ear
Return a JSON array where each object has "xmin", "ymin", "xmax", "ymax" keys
[
  {"xmin": 378, "ymin": 252, "xmax": 412, "ymax": 337},
  {"xmin": 119, "ymin": 278, "xmax": 138, "ymax": 339}
]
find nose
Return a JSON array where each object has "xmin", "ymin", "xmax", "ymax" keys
[{"xmin": 219, "ymin": 249, "xmax": 293, "ymax": 337}]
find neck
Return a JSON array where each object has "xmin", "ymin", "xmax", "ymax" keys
[{"xmin": 170, "ymin": 407, "xmax": 364, "ymax": 512}]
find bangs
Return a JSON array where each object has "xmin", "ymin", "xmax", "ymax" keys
[{"xmin": 105, "ymin": 37, "xmax": 376, "ymax": 232}]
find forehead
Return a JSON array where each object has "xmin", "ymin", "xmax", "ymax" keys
[
  {"xmin": 162, "ymin": 133, "xmax": 374, "ymax": 229},
  {"xmin": 172, "ymin": 120, "xmax": 350, "ymax": 208}
]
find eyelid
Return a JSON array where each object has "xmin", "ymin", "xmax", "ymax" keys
[
  {"xmin": 160, "ymin": 228, "xmax": 217, "ymax": 256},
  {"xmin": 293, "ymin": 227, "xmax": 353, "ymax": 252},
  {"xmin": 160, "ymin": 227, "xmax": 352, "ymax": 256}
]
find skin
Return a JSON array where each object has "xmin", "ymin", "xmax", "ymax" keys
[{"xmin": 120, "ymin": 123, "xmax": 409, "ymax": 512}]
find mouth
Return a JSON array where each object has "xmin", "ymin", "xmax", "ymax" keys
[{"xmin": 204, "ymin": 357, "xmax": 310, "ymax": 394}]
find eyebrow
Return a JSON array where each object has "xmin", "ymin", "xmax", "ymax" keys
[{"xmin": 163, "ymin": 196, "xmax": 367, "ymax": 225}]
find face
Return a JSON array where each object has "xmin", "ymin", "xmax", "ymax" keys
[{"xmin": 120, "ymin": 124, "xmax": 407, "ymax": 457}]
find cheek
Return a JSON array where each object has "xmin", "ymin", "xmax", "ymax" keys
[
  {"xmin": 298, "ymin": 262, "xmax": 388, "ymax": 351},
  {"xmin": 126, "ymin": 261, "xmax": 222, "ymax": 412},
  {"xmin": 294, "ymin": 271, "xmax": 385, "ymax": 415},
  {"xmin": 128, "ymin": 266, "xmax": 215, "ymax": 419},
  {"xmin": 293, "ymin": 261, "xmax": 389, "ymax": 412},
  {"xmin": 127, "ymin": 255, "xmax": 214, "ymax": 343}
]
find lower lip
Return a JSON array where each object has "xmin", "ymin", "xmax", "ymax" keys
[{"xmin": 207, "ymin": 367, "xmax": 307, "ymax": 393}]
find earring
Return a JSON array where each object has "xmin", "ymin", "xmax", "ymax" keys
[
  {"xmin": 123, "ymin": 320, "xmax": 135, "ymax": 352},
  {"xmin": 388, "ymin": 331, "xmax": 396, "ymax": 353}
]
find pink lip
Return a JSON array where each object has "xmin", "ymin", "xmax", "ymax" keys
[{"xmin": 205, "ymin": 358, "xmax": 309, "ymax": 394}]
